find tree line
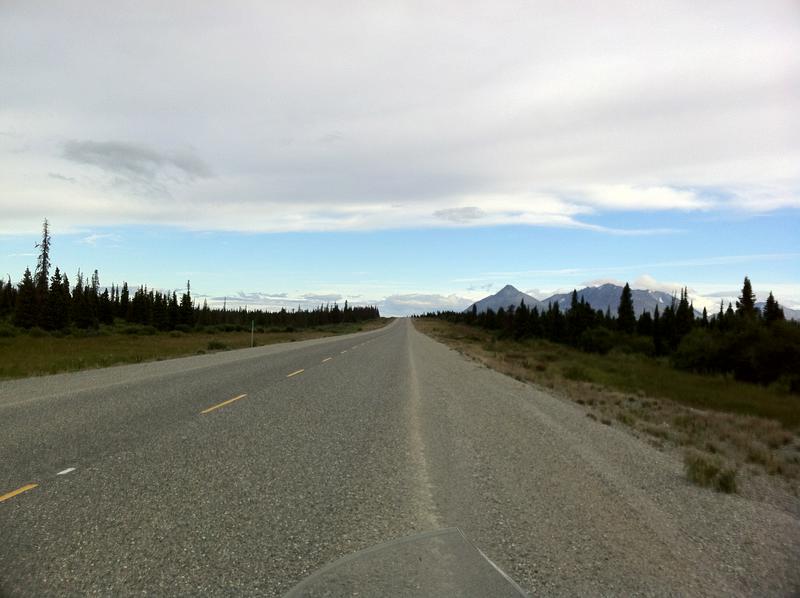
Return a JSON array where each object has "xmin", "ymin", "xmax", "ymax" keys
[
  {"xmin": 1, "ymin": 220, "xmax": 379, "ymax": 333},
  {"xmin": 423, "ymin": 279, "xmax": 799, "ymax": 391}
]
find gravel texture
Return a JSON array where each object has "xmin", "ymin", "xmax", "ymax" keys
[{"xmin": 1, "ymin": 319, "xmax": 798, "ymax": 596}]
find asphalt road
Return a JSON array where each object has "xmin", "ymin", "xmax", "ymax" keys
[{"xmin": 1, "ymin": 319, "xmax": 798, "ymax": 596}]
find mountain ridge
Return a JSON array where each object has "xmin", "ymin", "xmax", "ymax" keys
[{"xmin": 466, "ymin": 283, "xmax": 797, "ymax": 319}]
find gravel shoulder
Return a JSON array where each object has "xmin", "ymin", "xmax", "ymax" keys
[{"xmin": 411, "ymin": 320, "xmax": 800, "ymax": 596}]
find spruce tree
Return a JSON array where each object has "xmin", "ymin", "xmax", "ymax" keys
[
  {"xmin": 179, "ymin": 280, "xmax": 194, "ymax": 326},
  {"xmin": 98, "ymin": 289, "xmax": 114, "ymax": 325},
  {"xmin": 120, "ymin": 282, "xmax": 130, "ymax": 321},
  {"xmin": 14, "ymin": 268, "xmax": 38, "ymax": 328},
  {"xmin": 675, "ymin": 287, "xmax": 694, "ymax": 339},
  {"xmin": 34, "ymin": 218, "xmax": 52, "ymax": 326},
  {"xmin": 60, "ymin": 273, "xmax": 72, "ymax": 326},
  {"xmin": 736, "ymin": 276, "xmax": 757, "ymax": 318},
  {"xmin": 763, "ymin": 292, "xmax": 785, "ymax": 324},
  {"xmin": 45, "ymin": 267, "xmax": 68, "ymax": 330},
  {"xmin": 617, "ymin": 283, "xmax": 636, "ymax": 334},
  {"xmin": 0, "ymin": 276, "xmax": 15, "ymax": 317}
]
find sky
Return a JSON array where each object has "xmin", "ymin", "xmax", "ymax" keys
[{"xmin": 1, "ymin": 1, "xmax": 798, "ymax": 315}]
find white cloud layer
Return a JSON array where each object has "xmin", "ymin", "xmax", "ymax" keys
[{"xmin": 1, "ymin": 1, "xmax": 799, "ymax": 233}]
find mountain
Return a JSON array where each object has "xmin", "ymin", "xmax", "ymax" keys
[
  {"xmin": 544, "ymin": 283, "xmax": 680, "ymax": 317},
  {"xmin": 467, "ymin": 285, "xmax": 543, "ymax": 313},
  {"xmin": 469, "ymin": 283, "xmax": 799, "ymax": 319}
]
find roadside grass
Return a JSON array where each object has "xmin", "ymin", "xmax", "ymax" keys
[
  {"xmin": 414, "ymin": 318, "xmax": 800, "ymax": 495},
  {"xmin": 684, "ymin": 449, "xmax": 738, "ymax": 493},
  {"xmin": 0, "ymin": 318, "xmax": 391, "ymax": 380}
]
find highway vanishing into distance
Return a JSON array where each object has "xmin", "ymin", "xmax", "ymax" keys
[{"xmin": 1, "ymin": 319, "xmax": 799, "ymax": 596}]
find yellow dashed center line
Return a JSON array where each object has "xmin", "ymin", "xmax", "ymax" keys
[
  {"xmin": 0, "ymin": 483, "xmax": 38, "ymax": 503},
  {"xmin": 322, "ymin": 357, "xmax": 333, "ymax": 363},
  {"xmin": 200, "ymin": 393, "xmax": 248, "ymax": 414},
  {"xmin": 287, "ymin": 369, "xmax": 305, "ymax": 378}
]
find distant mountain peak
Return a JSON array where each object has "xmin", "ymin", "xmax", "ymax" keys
[{"xmin": 467, "ymin": 285, "xmax": 542, "ymax": 313}]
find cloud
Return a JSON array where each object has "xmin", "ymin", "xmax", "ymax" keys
[
  {"xmin": 79, "ymin": 233, "xmax": 121, "ymax": 246},
  {"xmin": 62, "ymin": 140, "xmax": 210, "ymax": 194},
  {"xmin": 378, "ymin": 293, "xmax": 472, "ymax": 316},
  {"xmin": 631, "ymin": 274, "xmax": 687, "ymax": 295},
  {"xmin": 209, "ymin": 291, "xmax": 289, "ymax": 303},
  {"xmin": 48, "ymin": 172, "xmax": 76, "ymax": 183},
  {"xmin": 303, "ymin": 293, "xmax": 343, "ymax": 303},
  {"xmin": 434, "ymin": 206, "xmax": 486, "ymax": 223},
  {"xmin": 578, "ymin": 185, "xmax": 713, "ymax": 211},
  {"xmin": 0, "ymin": 2, "xmax": 798, "ymax": 234}
]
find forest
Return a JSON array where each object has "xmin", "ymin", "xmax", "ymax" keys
[
  {"xmin": 1, "ymin": 221, "xmax": 380, "ymax": 334},
  {"xmin": 423, "ymin": 280, "xmax": 800, "ymax": 392}
]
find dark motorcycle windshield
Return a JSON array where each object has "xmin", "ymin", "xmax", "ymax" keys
[{"xmin": 284, "ymin": 527, "xmax": 528, "ymax": 597}]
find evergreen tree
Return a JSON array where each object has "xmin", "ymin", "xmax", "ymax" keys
[
  {"xmin": 763, "ymin": 292, "xmax": 785, "ymax": 324},
  {"xmin": 14, "ymin": 268, "xmax": 37, "ymax": 328},
  {"xmin": 179, "ymin": 280, "xmax": 194, "ymax": 327},
  {"xmin": 71, "ymin": 271, "xmax": 94, "ymax": 328},
  {"xmin": 724, "ymin": 302, "xmax": 735, "ymax": 329},
  {"xmin": 168, "ymin": 291, "xmax": 179, "ymax": 329},
  {"xmin": 675, "ymin": 287, "xmax": 694, "ymax": 339},
  {"xmin": 120, "ymin": 282, "xmax": 130, "ymax": 321},
  {"xmin": 60, "ymin": 273, "xmax": 72, "ymax": 325},
  {"xmin": 736, "ymin": 276, "xmax": 757, "ymax": 318},
  {"xmin": 637, "ymin": 311, "xmax": 653, "ymax": 336},
  {"xmin": 45, "ymin": 267, "xmax": 69, "ymax": 330},
  {"xmin": 33, "ymin": 219, "xmax": 52, "ymax": 326},
  {"xmin": 0, "ymin": 276, "xmax": 16, "ymax": 317},
  {"xmin": 98, "ymin": 288, "xmax": 114, "ymax": 325},
  {"xmin": 513, "ymin": 300, "xmax": 529, "ymax": 339},
  {"xmin": 652, "ymin": 305, "xmax": 664, "ymax": 355},
  {"xmin": 617, "ymin": 283, "xmax": 636, "ymax": 334}
]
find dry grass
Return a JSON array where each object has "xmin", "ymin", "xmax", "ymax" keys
[
  {"xmin": 684, "ymin": 449, "xmax": 738, "ymax": 493},
  {"xmin": 0, "ymin": 318, "xmax": 391, "ymax": 380},
  {"xmin": 415, "ymin": 318, "xmax": 800, "ymax": 496}
]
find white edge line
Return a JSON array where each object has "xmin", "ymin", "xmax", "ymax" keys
[{"xmin": 57, "ymin": 467, "xmax": 76, "ymax": 475}]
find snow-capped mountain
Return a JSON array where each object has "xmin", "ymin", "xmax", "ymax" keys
[
  {"xmin": 544, "ymin": 283, "xmax": 682, "ymax": 317},
  {"xmin": 466, "ymin": 285, "xmax": 543, "ymax": 313}
]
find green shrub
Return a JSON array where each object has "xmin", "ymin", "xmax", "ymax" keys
[
  {"xmin": 0, "ymin": 324, "xmax": 18, "ymax": 337},
  {"xmin": 27, "ymin": 327, "xmax": 49, "ymax": 338},
  {"xmin": 207, "ymin": 340, "xmax": 228, "ymax": 351},
  {"xmin": 578, "ymin": 327, "xmax": 615, "ymax": 354},
  {"xmin": 169, "ymin": 330, "xmax": 185, "ymax": 338},
  {"xmin": 122, "ymin": 325, "xmax": 157, "ymax": 336},
  {"xmin": 563, "ymin": 364, "xmax": 593, "ymax": 382}
]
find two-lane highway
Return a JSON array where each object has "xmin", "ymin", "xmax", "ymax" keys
[{"xmin": 2, "ymin": 319, "xmax": 799, "ymax": 596}]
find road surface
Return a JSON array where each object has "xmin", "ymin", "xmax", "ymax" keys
[{"xmin": 1, "ymin": 319, "xmax": 798, "ymax": 596}]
